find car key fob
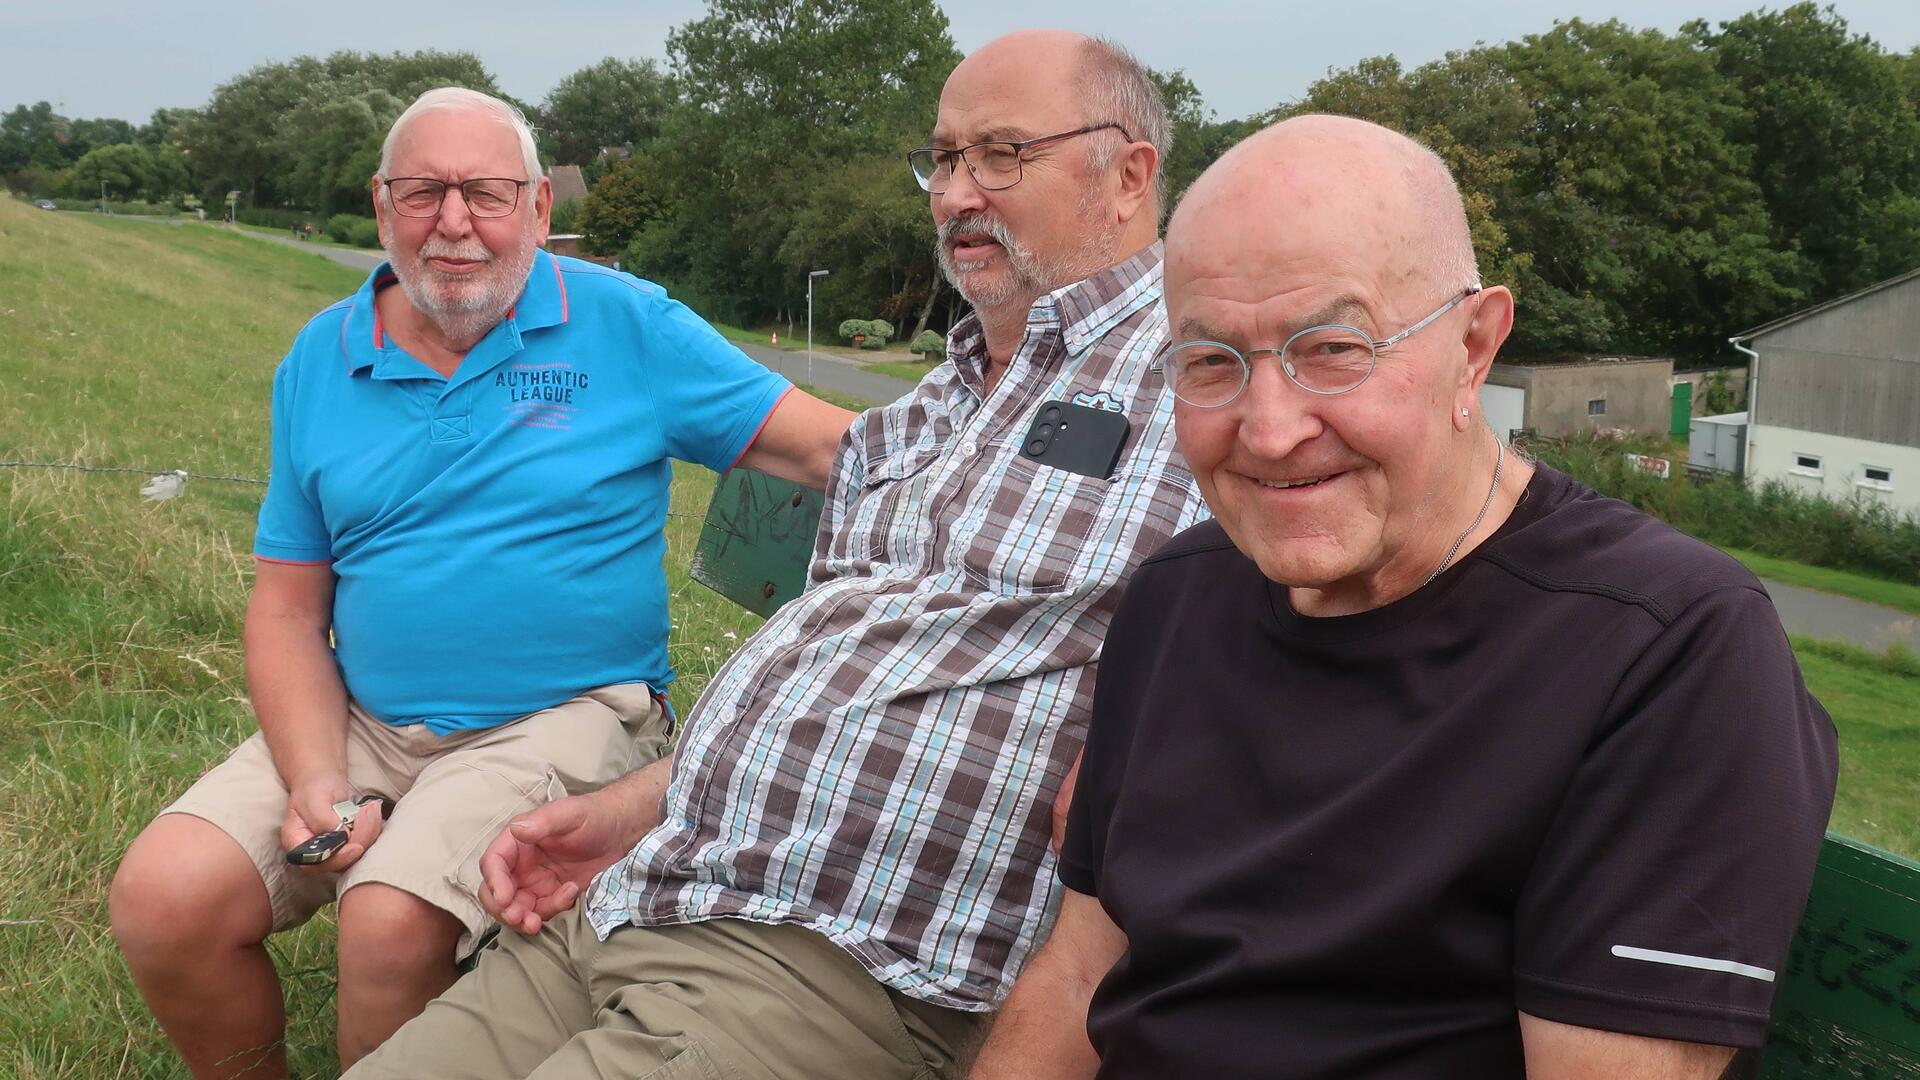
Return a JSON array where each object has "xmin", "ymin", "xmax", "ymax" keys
[{"xmin": 284, "ymin": 794, "xmax": 395, "ymax": 866}]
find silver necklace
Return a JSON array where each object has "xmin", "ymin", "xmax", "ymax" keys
[{"xmin": 1425, "ymin": 427, "xmax": 1504, "ymax": 586}]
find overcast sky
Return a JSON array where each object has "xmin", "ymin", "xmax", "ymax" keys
[{"xmin": 5, "ymin": 1, "xmax": 1918, "ymax": 126}]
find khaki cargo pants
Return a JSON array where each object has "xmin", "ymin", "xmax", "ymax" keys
[{"xmin": 346, "ymin": 907, "xmax": 987, "ymax": 1079}]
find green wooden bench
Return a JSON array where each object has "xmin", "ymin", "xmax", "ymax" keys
[
  {"xmin": 1758, "ymin": 835, "xmax": 1920, "ymax": 1077},
  {"xmin": 690, "ymin": 468, "xmax": 1920, "ymax": 1076}
]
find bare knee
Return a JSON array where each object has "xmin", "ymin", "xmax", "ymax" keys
[
  {"xmin": 111, "ymin": 814, "xmax": 271, "ymax": 965},
  {"xmin": 336, "ymin": 883, "xmax": 462, "ymax": 984}
]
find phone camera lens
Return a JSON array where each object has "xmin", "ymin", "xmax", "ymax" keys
[
  {"xmin": 1027, "ymin": 439, "xmax": 1048, "ymax": 455},
  {"xmin": 1036, "ymin": 423, "xmax": 1054, "ymax": 437}
]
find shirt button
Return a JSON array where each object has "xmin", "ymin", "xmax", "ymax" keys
[{"xmin": 961, "ymin": 441, "xmax": 977, "ymax": 457}]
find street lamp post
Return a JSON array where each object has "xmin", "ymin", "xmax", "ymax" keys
[{"xmin": 807, "ymin": 269, "xmax": 830, "ymax": 387}]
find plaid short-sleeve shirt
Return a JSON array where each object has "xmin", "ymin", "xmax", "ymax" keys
[{"xmin": 586, "ymin": 243, "xmax": 1207, "ymax": 1009}]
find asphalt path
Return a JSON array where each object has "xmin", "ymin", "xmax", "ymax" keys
[
  {"xmin": 244, "ymin": 227, "xmax": 384, "ymax": 272},
  {"xmin": 1760, "ymin": 579, "xmax": 1918, "ymax": 652},
  {"xmin": 734, "ymin": 342, "xmax": 918, "ymax": 408}
]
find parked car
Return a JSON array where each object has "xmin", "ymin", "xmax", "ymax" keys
[{"xmin": 32, "ymin": 199, "xmax": 57, "ymax": 210}]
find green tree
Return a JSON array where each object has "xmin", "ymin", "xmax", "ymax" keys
[
  {"xmin": 1692, "ymin": 4, "xmax": 1920, "ymax": 299},
  {"xmin": 0, "ymin": 102, "xmax": 69, "ymax": 172},
  {"xmin": 72, "ymin": 143, "xmax": 151, "ymax": 200},
  {"xmin": 778, "ymin": 156, "xmax": 942, "ymax": 340},
  {"xmin": 137, "ymin": 107, "xmax": 196, "ymax": 147},
  {"xmin": 613, "ymin": 0, "xmax": 959, "ymax": 324},
  {"xmin": 143, "ymin": 144, "xmax": 193, "ymax": 201},
  {"xmin": 66, "ymin": 117, "xmax": 136, "ymax": 158},
  {"xmin": 577, "ymin": 148, "xmax": 675, "ymax": 256},
  {"xmin": 1494, "ymin": 19, "xmax": 1803, "ymax": 356},
  {"xmin": 539, "ymin": 58, "xmax": 676, "ymax": 166},
  {"xmin": 182, "ymin": 50, "xmax": 503, "ymax": 208},
  {"xmin": 285, "ymin": 89, "xmax": 405, "ymax": 215}
]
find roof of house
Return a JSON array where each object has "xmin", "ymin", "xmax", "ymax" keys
[
  {"xmin": 547, "ymin": 164, "xmax": 589, "ymax": 205},
  {"xmin": 1733, "ymin": 266, "xmax": 1920, "ymax": 342}
]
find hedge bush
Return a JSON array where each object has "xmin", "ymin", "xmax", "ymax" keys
[
  {"xmin": 346, "ymin": 219, "xmax": 382, "ymax": 249},
  {"xmin": 836, "ymin": 318, "xmax": 893, "ymax": 348},
  {"xmin": 1526, "ymin": 433, "xmax": 1920, "ymax": 585},
  {"xmin": 237, "ymin": 207, "xmax": 316, "ymax": 229},
  {"xmin": 910, "ymin": 330, "xmax": 945, "ymax": 360}
]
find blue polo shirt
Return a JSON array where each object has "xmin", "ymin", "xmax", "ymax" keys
[{"xmin": 254, "ymin": 249, "xmax": 792, "ymax": 733}]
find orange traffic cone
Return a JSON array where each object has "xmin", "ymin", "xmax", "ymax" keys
[{"xmin": 771, "ymin": 331, "xmax": 779, "ymax": 346}]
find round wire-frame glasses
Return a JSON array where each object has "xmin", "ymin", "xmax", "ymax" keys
[
  {"xmin": 1161, "ymin": 287, "xmax": 1482, "ymax": 407},
  {"xmin": 906, "ymin": 123, "xmax": 1133, "ymax": 194}
]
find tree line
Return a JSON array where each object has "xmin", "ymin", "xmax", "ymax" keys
[{"xmin": 5, "ymin": 1, "xmax": 1917, "ymax": 363}]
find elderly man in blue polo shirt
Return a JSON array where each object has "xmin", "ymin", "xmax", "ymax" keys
[{"xmin": 108, "ymin": 87, "xmax": 852, "ymax": 1077}]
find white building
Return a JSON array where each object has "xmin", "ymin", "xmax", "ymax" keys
[{"xmin": 1730, "ymin": 268, "xmax": 1920, "ymax": 515}]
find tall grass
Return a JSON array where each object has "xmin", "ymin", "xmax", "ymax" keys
[{"xmin": 1528, "ymin": 433, "xmax": 1920, "ymax": 584}]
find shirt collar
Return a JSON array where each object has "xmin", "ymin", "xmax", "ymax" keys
[
  {"xmin": 946, "ymin": 240, "xmax": 1165, "ymax": 371},
  {"xmin": 340, "ymin": 246, "xmax": 570, "ymax": 375}
]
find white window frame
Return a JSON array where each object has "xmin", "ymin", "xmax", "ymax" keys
[
  {"xmin": 1857, "ymin": 464, "xmax": 1894, "ymax": 492},
  {"xmin": 1789, "ymin": 453, "xmax": 1823, "ymax": 478}
]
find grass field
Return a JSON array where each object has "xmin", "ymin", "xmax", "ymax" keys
[{"xmin": 2, "ymin": 197, "xmax": 1915, "ymax": 1077}]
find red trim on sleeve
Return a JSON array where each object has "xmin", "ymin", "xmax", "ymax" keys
[
  {"xmin": 254, "ymin": 555, "xmax": 334, "ymax": 566},
  {"xmin": 553, "ymin": 257, "xmax": 570, "ymax": 323},
  {"xmin": 725, "ymin": 385, "xmax": 797, "ymax": 473}
]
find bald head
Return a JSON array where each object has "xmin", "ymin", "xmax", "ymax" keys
[{"xmin": 1169, "ymin": 114, "xmax": 1477, "ymax": 303}]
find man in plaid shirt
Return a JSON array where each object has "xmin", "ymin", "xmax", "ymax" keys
[{"xmin": 352, "ymin": 30, "xmax": 1207, "ymax": 1080}]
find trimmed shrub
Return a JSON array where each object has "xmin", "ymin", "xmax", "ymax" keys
[
  {"xmin": 909, "ymin": 330, "xmax": 945, "ymax": 360},
  {"xmin": 837, "ymin": 318, "xmax": 893, "ymax": 348},
  {"xmin": 324, "ymin": 213, "xmax": 364, "ymax": 242},
  {"xmin": 346, "ymin": 219, "xmax": 382, "ymax": 249},
  {"xmin": 837, "ymin": 318, "xmax": 870, "ymax": 342}
]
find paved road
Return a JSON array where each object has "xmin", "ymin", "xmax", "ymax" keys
[
  {"xmin": 243, "ymin": 228, "xmax": 384, "ymax": 271},
  {"xmin": 1759, "ymin": 578, "xmax": 1918, "ymax": 652},
  {"xmin": 735, "ymin": 342, "xmax": 918, "ymax": 406}
]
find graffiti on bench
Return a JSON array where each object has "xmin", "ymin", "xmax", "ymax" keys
[
  {"xmin": 1759, "ymin": 835, "xmax": 1920, "ymax": 1078},
  {"xmin": 690, "ymin": 468, "xmax": 826, "ymax": 619}
]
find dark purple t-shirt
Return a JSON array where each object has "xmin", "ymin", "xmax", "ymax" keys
[{"xmin": 1059, "ymin": 465, "xmax": 1838, "ymax": 1079}]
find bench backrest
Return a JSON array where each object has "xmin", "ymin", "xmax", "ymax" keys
[
  {"xmin": 690, "ymin": 468, "xmax": 825, "ymax": 618},
  {"xmin": 1759, "ymin": 834, "xmax": 1920, "ymax": 1078}
]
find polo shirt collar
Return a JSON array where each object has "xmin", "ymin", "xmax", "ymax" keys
[{"xmin": 340, "ymin": 247, "xmax": 571, "ymax": 376}]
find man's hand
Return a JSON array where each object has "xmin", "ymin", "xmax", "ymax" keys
[
  {"xmin": 281, "ymin": 776, "xmax": 386, "ymax": 874},
  {"xmin": 479, "ymin": 757, "xmax": 676, "ymax": 935}
]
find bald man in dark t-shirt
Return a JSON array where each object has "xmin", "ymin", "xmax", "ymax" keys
[{"xmin": 970, "ymin": 115, "xmax": 1836, "ymax": 1079}]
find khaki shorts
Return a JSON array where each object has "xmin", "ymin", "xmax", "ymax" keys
[{"xmin": 160, "ymin": 683, "xmax": 669, "ymax": 958}]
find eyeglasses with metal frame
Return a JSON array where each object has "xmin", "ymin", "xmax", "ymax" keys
[
  {"xmin": 1159, "ymin": 287, "xmax": 1483, "ymax": 407},
  {"xmin": 382, "ymin": 177, "xmax": 530, "ymax": 219},
  {"xmin": 906, "ymin": 123, "xmax": 1133, "ymax": 194}
]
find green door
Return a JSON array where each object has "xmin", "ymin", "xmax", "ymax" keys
[{"xmin": 1671, "ymin": 382, "xmax": 1692, "ymax": 436}]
